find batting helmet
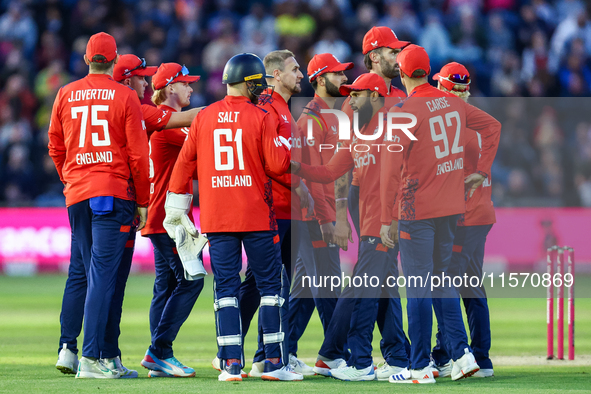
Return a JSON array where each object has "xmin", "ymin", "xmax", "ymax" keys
[{"xmin": 222, "ymin": 53, "xmax": 274, "ymax": 104}]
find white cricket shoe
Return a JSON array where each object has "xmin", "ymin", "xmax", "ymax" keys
[
  {"xmin": 331, "ymin": 365, "xmax": 375, "ymax": 381},
  {"xmin": 289, "ymin": 354, "xmax": 315, "ymax": 376},
  {"xmin": 213, "ymin": 356, "xmax": 247, "ymax": 378},
  {"xmin": 218, "ymin": 361, "xmax": 243, "ymax": 382},
  {"xmin": 473, "ymin": 368, "xmax": 494, "ymax": 378},
  {"xmin": 148, "ymin": 369, "xmax": 175, "ymax": 378},
  {"xmin": 249, "ymin": 361, "xmax": 265, "ymax": 378},
  {"xmin": 451, "ymin": 348, "xmax": 480, "ymax": 381},
  {"xmin": 101, "ymin": 356, "xmax": 138, "ymax": 378},
  {"xmin": 56, "ymin": 344, "xmax": 78, "ymax": 375},
  {"xmin": 435, "ymin": 359, "xmax": 452, "ymax": 378},
  {"xmin": 313, "ymin": 356, "xmax": 347, "ymax": 376},
  {"xmin": 375, "ymin": 361, "xmax": 409, "ymax": 381},
  {"xmin": 389, "ymin": 366, "xmax": 435, "ymax": 384},
  {"xmin": 75, "ymin": 357, "xmax": 120, "ymax": 379},
  {"xmin": 261, "ymin": 360, "xmax": 304, "ymax": 381}
]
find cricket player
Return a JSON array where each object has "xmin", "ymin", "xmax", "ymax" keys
[
  {"xmin": 140, "ymin": 63, "xmax": 203, "ymax": 378},
  {"xmin": 48, "ymin": 32, "xmax": 149, "ymax": 379},
  {"xmin": 292, "ymin": 73, "xmax": 410, "ymax": 381},
  {"xmin": 381, "ymin": 45, "xmax": 501, "ymax": 383},
  {"xmin": 164, "ymin": 53, "xmax": 301, "ymax": 381},
  {"xmin": 286, "ymin": 53, "xmax": 352, "ymax": 374},
  {"xmin": 235, "ymin": 49, "xmax": 312, "ymax": 378},
  {"xmin": 430, "ymin": 62, "xmax": 495, "ymax": 378}
]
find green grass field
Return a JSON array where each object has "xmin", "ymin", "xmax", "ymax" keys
[{"xmin": 0, "ymin": 274, "xmax": 589, "ymax": 393}]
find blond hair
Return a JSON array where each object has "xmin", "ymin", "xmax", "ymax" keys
[
  {"xmin": 151, "ymin": 86, "xmax": 168, "ymax": 106},
  {"xmin": 439, "ymin": 83, "xmax": 471, "ymax": 101},
  {"xmin": 263, "ymin": 50, "xmax": 295, "ymax": 75}
]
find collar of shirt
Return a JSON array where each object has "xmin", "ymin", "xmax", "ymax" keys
[
  {"xmin": 157, "ymin": 104, "xmax": 178, "ymax": 113},
  {"xmin": 224, "ymin": 95, "xmax": 253, "ymax": 105},
  {"xmin": 86, "ymin": 73, "xmax": 114, "ymax": 81},
  {"xmin": 408, "ymin": 82, "xmax": 439, "ymax": 97}
]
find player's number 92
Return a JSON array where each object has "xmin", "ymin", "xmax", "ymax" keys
[
  {"xmin": 214, "ymin": 128, "xmax": 245, "ymax": 171},
  {"xmin": 428, "ymin": 111, "xmax": 462, "ymax": 159},
  {"xmin": 71, "ymin": 105, "xmax": 111, "ymax": 148}
]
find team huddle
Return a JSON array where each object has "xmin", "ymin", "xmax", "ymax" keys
[{"xmin": 48, "ymin": 25, "xmax": 501, "ymax": 383}]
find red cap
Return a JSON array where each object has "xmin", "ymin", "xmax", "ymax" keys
[
  {"xmin": 362, "ymin": 26, "xmax": 409, "ymax": 55},
  {"xmin": 339, "ymin": 73, "xmax": 387, "ymax": 96},
  {"xmin": 85, "ymin": 32, "xmax": 117, "ymax": 63},
  {"xmin": 113, "ymin": 54, "xmax": 158, "ymax": 82},
  {"xmin": 307, "ymin": 53, "xmax": 354, "ymax": 82},
  {"xmin": 152, "ymin": 63, "xmax": 200, "ymax": 90},
  {"xmin": 397, "ymin": 44, "xmax": 430, "ymax": 77},
  {"xmin": 433, "ymin": 62, "xmax": 471, "ymax": 91}
]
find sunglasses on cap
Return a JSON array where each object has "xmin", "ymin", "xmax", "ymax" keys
[
  {"xmin": 164, "ymin": 65, "xmax": 190, "ymax": 87},
  {"xmin": 440, "ymin": 73, "xmax": 471, "ymax": 85},
  {"xmin": 309, "ymin": 66, "xmax": 328, "ymax": 81},
  {"xmin": 123, "ymin": 57, "xmax": 147, "ymax": 77}
]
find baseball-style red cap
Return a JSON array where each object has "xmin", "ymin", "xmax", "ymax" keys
[
  {"xmin": 362, "ymin": 26, "xmax": 409, "ymax": 55},
  {"xmin": 339, "ymin": 73, "xmax": 387, "ymax": 96},
  {"xmin": 86, "ymin": 32, "xmax": 117, "ymax": 63},
  {"xmin": 152, "ymin": 63, "xmax": 200, "ymax": 90},
  {"xmin": 397, "ymin": 44, "xmax": 430, "ymax": 77},
  {"xmin": 433, "ymin": 62, "xmax": 471, "ymax": 91},
  {"xmin": 113, "ymin": 54, "xmax": 158, "ymax": 82},
  {"xmin": 307, "ymin": 53, "xmax": 354, "ymax": 82}
]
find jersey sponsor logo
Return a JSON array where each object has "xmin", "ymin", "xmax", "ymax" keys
[
  {"xmin": 218, "ymin": 111, "xmax": 239, "ymax": 123},
  {"xmin": 436, "ymin": 157, "xmax": 463, "ymax": 175},
  {"xmin": 211, "ymin": 175, "xmax": 252, "ymax": 188},
  {"xmin": 68, "ymin": 89, "xmax": 115, "ymax": 102},
  {"xmin": 76, "ymin": 151, "xmax": 113, "ymax": 165},
  {"xmin": 274, "ymin": 136, "xmax": 291, "ymax": 149},
  {"xmin": 354, "ymin": 152, "xmax": 376, "ymax": 168}
]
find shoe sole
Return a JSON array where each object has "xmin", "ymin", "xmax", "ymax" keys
[
  {"xmin": 218, "ymin": 376, "xmax": 242, "ymax": 381},
  {"xmin": 141, "ymin": 360, "xmax": 195, "ymax": 377},
  {"xmin": 312, "ymin": 367, "xmax": 331, "ymax": 377},
  {"xmin": 56, "ymin": 365, "xmax": 76, "ymax": 375},
  {"xmin": 331, "ymin": 374, "xmax": 375, "ymax": 382},
  {"xmin": 261, "ymin": 375, "xmax": 303, "ymax": 381},
  {"xmin": 451, "ymin": 366, "xmax": 480, "ymax": 381},
  {"xmin": 75, "ymin": 372, "xmax": 119, "ymax": 379},
  {"xmin": 390, "ymin": 378, "xmax": 436, "ymax": 384}
]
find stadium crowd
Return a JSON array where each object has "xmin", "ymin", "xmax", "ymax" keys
[{"xmin": 1, "ymin": 0, "xmax": 591, "ymax": 207}]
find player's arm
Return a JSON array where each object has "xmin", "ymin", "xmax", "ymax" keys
[
  {"xmin": 165, "ymin": 107, "xmax": 204, "ymax": 129},
  {"xmin": 169, "ymin": 119, "xmax": 199, "ymax": 194},
  {"xmin": 261, "ymin": 113, "xmax": 291, "ymax": 177},
  {"xmin": 293, "ymin": 147, "xmax": 354, "ymax": 184},
  {"xmin": 380, "ymin": 137, "xmax": 403, "ymax": 248},
  {"xmin": 334, "ymin": 169, "xmax": 352, "ymax": 250},
  {"xmin": 125, "ymin": 94, "xmax": 150, "ymax": 207},
  {"xmin": 47, "ymin": 88, "xmax": 66, "ymax": 183},
  {"xmin": 464, "ymin": 103, "xmax": 501, "ymax": 195}
]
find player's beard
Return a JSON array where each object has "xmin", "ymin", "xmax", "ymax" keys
[
  {"xmin": 380, "ymin": 57, "xmax": 400, "ymax": 79},
  {"xmin": 357, "ymin": 98, "xmax": 374, "ymax": 129},
  {"xmin": 285, "ymin": 80, "xmax": 301, "ymax": 95},
  {"xmin": 325, "ymin": 78, "xmax": 343, "ymax": 97}
]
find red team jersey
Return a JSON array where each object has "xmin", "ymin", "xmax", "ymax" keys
[
  {"xmin": 459, "ymin": 128, "xmax": 496, "ymax": 226},
  {"xmin": 298, "ymin": 108, "xmax": 388, "ymax": 238},
  {"xmin": 383, "ymin": 83, "xmax": 501, "ymax": 221},
  {"xmin": 142, "ymin": 105, "xmax": 194, "ymax": 235},
  {"xmin": 142, "ymin": 104, "xmax": 173, "ymax": 138},
  {"xmin": 169, "ymin": 95, "xmax": 291, "ymax": 233},
  {"xmin": 342, "ymin": 82, "xmax": 406, "ymax": 187},
  {"xmin": 260, "ymin": 91, "xmax": 298, "ymax": 221},
  {"xmin": 48, "ymin": 74, "xmax": 149, "ymax": 207},
  {"xmin": 296, "ymin": 95, "xmax": 339, "ymax": 224}
]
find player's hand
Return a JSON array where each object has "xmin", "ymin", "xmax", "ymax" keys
[
  {"xmin": 380, "ymin": 220, "xmax": 398, "ymax": 249},
  {"xmin": 320, "ymin": 222, "xmax": 335, "ymax": 245},
  {"xmin": 465, "ymin": 173, "xmax": 486, "ymax": 198},
  {"xmin": 334, "ymin": 219, "xmax": 353, "ymax": 251},
  {"xmin": 295, "ymin": 182, "xmax": 309, "ymax": 209},
  {"xmin": 135, "ymin": 206, "xmax": 148, "ymax": 232},
  {"xmin": 290, "ymin": 160, "xmax": 301, "ymax": 174},
  {"xmin": 163, "ymin": 192, "xmax": 197, "ymax": 240}
]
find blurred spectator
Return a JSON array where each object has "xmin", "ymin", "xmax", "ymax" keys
[
  {"xmin": 311, "ymin": 28, "xmax": 352, "ymax": 61},
  {"xmin": 0, "ymin": 2, "xmax": 38, "ymax": 56},
  {"xmin": 2, "ymin": 144, "xmax": 36, "ymax": 206},
  {"xmin": 239, "ymin": 2, "xmax": 277, "ymax": 57},
  {"xmin": 418, "ymin": 9, "xmax": 452, "ymax": 69},
  {"xmin": 378, "ymin": 0, "xmax": 420, "ymax": 42},
  {"xmin": 275, "ymin": 1, "xmax": 316, "ymax": 39},
  {"xmin": 0, "ymin": 74, "xmax": 37, "ymax": 122}
]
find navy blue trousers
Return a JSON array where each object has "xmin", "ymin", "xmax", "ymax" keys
[
  {"xmin": 399, "ymin": 215, "xmax": 471, "ymax": 370},
  {"xmin": 210, "ymin": 231, "xmax": 286, "ymax": 364},
  {"xmin": 319, "ymin": 240, "xmax": 408, "ymax": 368},
  {"xmin": 147, "ymin": 233, "xmax": 204, "ymax": 359},
  {"xmin": 432, "ymin": 224, "xmax": 493, "ymax": 369},
  {"xmin": 65, "ymin": 198, "xmax": 135, "ymax": 359},
  {"xmin": 59, "ymin": 221, "xmax": 136, "ymax": 358},
  {"xmin": 288, "ymin": 220, "xmax": 341, "ymax": 356}
]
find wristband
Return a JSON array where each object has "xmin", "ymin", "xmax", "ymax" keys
[{"xmin": 336, "ymin": 198, "xmax": 348, "ymax": 202}]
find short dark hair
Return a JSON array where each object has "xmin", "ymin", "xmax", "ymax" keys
[
  {"xmin": 364, "ymin": 48, "xmax": 383, "ymax": 71},
  {"xmin": 89, "ymin": 55, "xmax": 116, "ymax": 72},
  {"xmin": 411, "ymin": 69, "xmax": 428, "ymax": 78}
]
